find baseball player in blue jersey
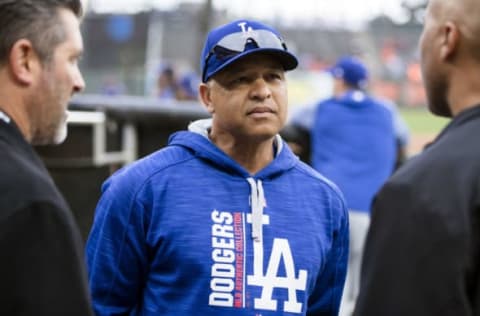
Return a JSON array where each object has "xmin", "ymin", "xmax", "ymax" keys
[{"xmin": 288, "ymin": 56, "xmax": 407, "ymax": 316}]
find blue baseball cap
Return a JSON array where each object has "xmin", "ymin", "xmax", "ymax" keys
[
  {"xmin": 200, "ymin": 19, "xmax": 298, "ymax": 82},
  {"xmin": 329, "ymin": 56, "xmax": 369, "ymax": 89}
]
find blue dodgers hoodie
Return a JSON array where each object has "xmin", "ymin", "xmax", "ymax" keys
[
  {"xmin": 86, "ymin": 119, "xmax": 349, "ymax": 316},
  {"xmin": 311, "ymin": 91, "xmax": 397, "ymax": 213}
]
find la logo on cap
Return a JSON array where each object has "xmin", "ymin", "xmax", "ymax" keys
[{"xmin": 237, "ymin": 22, "xmax": 257, "ymax": 39}]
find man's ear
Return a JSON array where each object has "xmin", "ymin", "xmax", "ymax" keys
[
  {"xmin": 440, "ymin": 21, "xmax": 460, "ymax": 61},
  {"xmin": 8, "ymin": 39, "xmax": 39, "ymax": 86},
  {"xmin": 199, "ymin": 82, "xmax": 215, "ymax": 114}
]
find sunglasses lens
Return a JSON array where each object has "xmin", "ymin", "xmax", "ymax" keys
[{"xmin": 215, "ymin": 29, "xmax": 286, "ymax": 54}]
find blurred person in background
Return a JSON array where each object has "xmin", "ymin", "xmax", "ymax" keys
[
  {"xmin": 176, "ymin": 71, "xmax": 200, "ymax": 101},
  {"xmin": 156, "ymin": 63, "xmax": 180, "ymax": 100},
  {"xmin": 286, "ymin": 56, "xmax": 407, "ymax": 316},
  {"xmin": 86, "ymin": 19, "xmax": 348, "ymax": 315},
  {"xmin": 156, "ymin": 64, "xmax": 201, "ymax": 102},
  {"xmin": 354, "ymin": 0, "xmax": 480, "ymax": 314},
  {"xmin": 286, "ymin": 56, "xmax": 409, "ymax": 168},
  {"xmin": 100, "ymin": 75, "xmax": 126, "ymax": 96},
  {"xmin": 0, "ymin": 0, "xmax": 92, "ymax": 315}
]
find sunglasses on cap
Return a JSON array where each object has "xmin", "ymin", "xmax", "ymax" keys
[{"xmin": 202, "ymin": 29, "xmax": 289, "ymax": 82}]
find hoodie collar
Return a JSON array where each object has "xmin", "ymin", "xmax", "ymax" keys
[
  {"xmin": 334, "ymin": 89, "xmax": 370, "ymax": 107},
  {"xmin": 188, "ymin": 119, "xmax": 284, "ymax": 157},
  {"xmin": 169, "ymin": 119, "xmax": 297, "ymax": 179}
]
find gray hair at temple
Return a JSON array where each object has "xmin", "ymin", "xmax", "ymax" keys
[{"xmin": 0, "ymin": 0, "xmax": 83, "ymax": 65}]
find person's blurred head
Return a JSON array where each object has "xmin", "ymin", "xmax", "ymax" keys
[
  {"xmin": 157, "ymin": 64, "xmax": 179, "ymax": 99},
  {"xmin": 157, "ymin": 65, "xmax": 175, "ymax": 86},
  {"xmin": 328, "ymin": 56, "xmax": 368, "ymax": 95},
  {"xmin": 199, "ymin": 19, "xmax": 298, "ymax": 142},
  {"xmin": 0, "ymin": 0, "xmax": 85, "ymax": 145},
  {"xmin": 177, "ymin": 72, "xmax": 200, "ymax": 101},
  {"xmin": 419, "ymin": 0, "xmax": 480, "ymax": 117}
]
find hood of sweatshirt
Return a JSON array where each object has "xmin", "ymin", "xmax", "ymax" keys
[
  {"xmin": 168, "ymin": 118, "xmax": 299, "ymax": 242},
  {"xmin": 168, "ymin": 119, "xmax": 298, "ymax": 180}
]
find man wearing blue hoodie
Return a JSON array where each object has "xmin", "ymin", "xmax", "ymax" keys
[
  {"xmin": 290, "ymin": 56, "xmax": 398, "ymax": 316},
  {"xmin": 86, "ymin": 19, "xmax": 349, "ymax": 316}
]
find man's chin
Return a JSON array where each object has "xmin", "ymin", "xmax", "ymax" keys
[
  {"xmin": 51, "ymin": 124, "xmax": 68, "ymax": 145},
  {"xmin": 31, "ymin": 120, "xmax": 68, "ymax": 145}
]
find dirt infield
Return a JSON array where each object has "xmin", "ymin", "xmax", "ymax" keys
[{"xmin": 408, "ymin": 133, "xmax": 438, "ymax": 156}]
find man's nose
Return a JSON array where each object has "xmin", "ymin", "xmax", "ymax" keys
[
  {"xmin": 249, "ymin": 78, "xmax": 272, "ymax": 100},
  {"xmin": 73, "ymin": 67, "xmax": 86, "ymax": 93}
]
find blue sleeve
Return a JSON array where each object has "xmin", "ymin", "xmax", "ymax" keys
[
  {"xmin": 307, "ymin": 194, "xmax": 349, "ymax": 316},
  {"xmin": 380, "ymin": 99, "xmax": 410, "ymax": 146},
  {"xmin": 86, "ymin": 174, "xmax": 150, "ymax": 316}
]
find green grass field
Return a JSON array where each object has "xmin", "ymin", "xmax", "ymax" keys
[
  {"xmin": 399, "ymin": 107, "xmax": 451, "ymax": 154},
  {"xmin": 399, "ymin": 107, "xmax": 450, "ymax": 134}
]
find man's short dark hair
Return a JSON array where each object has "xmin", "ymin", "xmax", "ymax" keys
[{"xmin": 0, "ymin": 0, "xmax": 83, "ymax": 65}]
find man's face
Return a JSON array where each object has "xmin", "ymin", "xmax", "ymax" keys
[
  {"xmin": 203, "ymin": 53, "xmax": 288, "ymax": 142},
  {"xmin": 31, "ymin": 8, "xmax": 85, "ymax": 145},
  {"xmin": 419, "ymin": 0, "xmax": 451, "ymax": 117}
]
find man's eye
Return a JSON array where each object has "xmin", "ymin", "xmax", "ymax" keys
[
  {"xmin": 267, "ymin": 73, "xmax": 282, "ymax": 81},
  {"xmin": 71, "ymin": 54, "xmax": 82, "ymax": 64},
  {"xmin": 232, "ymin": 77, "xmax": 248, "ymax": 84}
]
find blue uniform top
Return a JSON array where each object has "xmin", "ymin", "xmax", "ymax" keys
[
  {"xmin": 306, "ymin": 90, "xmax": 397, "ymax": 212},
  {"xmin": 86, "ymin": 119, "xmax": 349, "ymax": 316}
]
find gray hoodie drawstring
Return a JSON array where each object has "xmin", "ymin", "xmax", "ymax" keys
[{"xmin": 247, "ymin": 177, "xmax": 266, "ymax": 242}]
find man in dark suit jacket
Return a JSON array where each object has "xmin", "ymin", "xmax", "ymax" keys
[
  {"xmin": 0, "ymin": 1, "xmax": 93, "ymax": 315},
  {"xmin": 354, "ymin": 0, "xmax": 480, "ymax": 315}
]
